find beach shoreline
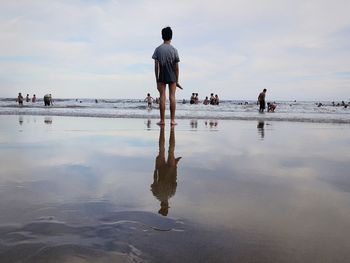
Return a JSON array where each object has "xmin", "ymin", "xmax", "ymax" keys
[{"xmin": 1, "ymin": 98, "xmax": 350, "ymax": 124}]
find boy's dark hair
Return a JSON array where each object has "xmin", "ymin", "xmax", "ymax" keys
[
  {"xmin": 162, "ymin": 27, "xmax": 173, "ymax": 41},
  {"xmin": 263, "ymin": 89, "xmax": 267, "ymax": 92}
]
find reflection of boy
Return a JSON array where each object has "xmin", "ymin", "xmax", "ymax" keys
[{"xmin": 151, "ymin": 127, "xmax": 181, "ymax": 216}]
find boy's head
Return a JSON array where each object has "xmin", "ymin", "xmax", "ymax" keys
[
  {"xmin": 263, "ymin": 89, "xmax": 267, "ymax": 92},
  {"xmin": 161, "ymin": 27, "xmax": 172, "ymax": 41}
]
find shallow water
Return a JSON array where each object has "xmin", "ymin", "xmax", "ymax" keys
[
  {"xmin": 1, "ymin": 98, "xmax": 350, "ymax": 123},
  {"xmin": 0, "ymin": 115, "xmax": 350, "ymax": 262}
]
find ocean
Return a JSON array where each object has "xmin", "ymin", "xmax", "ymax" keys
[{"xmin": 1, "ymin": 98, "xmax": 349, "ymax": 124}]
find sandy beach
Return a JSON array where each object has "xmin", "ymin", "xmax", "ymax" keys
[{"xmin": 0, "ymin": 115, "xmax": 350, "ymax": 262}]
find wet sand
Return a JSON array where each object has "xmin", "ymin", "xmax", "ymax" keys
[{"xmin": 0, "ymin": 115, "xmax": 350, "ymax": 262}]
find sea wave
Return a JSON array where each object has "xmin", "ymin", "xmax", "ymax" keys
[
  {"xmin": 1, "ymin": 108, "xmax": 349, "ymax": 124},
  {"xmin": 1, "ymin": 98, "xmax": 349, "ymax": 124}
]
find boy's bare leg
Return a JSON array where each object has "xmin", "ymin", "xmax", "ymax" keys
[
  {"xmin": 157, "ymin": 82, "xmax": 166, "ymax": 125},
  {"xmin": 169, "ymin": 82, "xmax": 177, "ymax": 125}
]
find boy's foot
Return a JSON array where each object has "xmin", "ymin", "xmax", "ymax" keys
[
  {"xmin": 170, "ymin": 120, "xmax": 177, "ymax": 126},
  {"xmin": 157, "ymin": 121, "xmax": 165, "ymax": 126}
]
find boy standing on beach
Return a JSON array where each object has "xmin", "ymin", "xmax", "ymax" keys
[{"xmin": 152, "ymin": 27, "xmax": 180, "ymax": 126}]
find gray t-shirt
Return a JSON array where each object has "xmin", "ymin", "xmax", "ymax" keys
[{"xmin": 152, "ymin": 43, "xmax": 180, "ymax": 84}]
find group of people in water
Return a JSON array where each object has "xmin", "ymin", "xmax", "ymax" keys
[
  {"xmin": 144, "ymin": 89, "xmax": 278, "ymax": 113},
  {"xmin": 190, "ymin": 93, "xmax": 220, "ymax": 105},
  {"xmin": 145, "ymin": 92, "xmax": 221, "ymax": 108},
  {"xmin": 317, "ymin": 101, "xmax": 348, "ymax": 108},
  {"xmin": 330, "ymin": 101, "xmax": 348, "ymax": 108},
  {"xmin": 16, "ymin": 92, "xmax": 53, "ymax": 106},
  {"xmin": 16, "ymin": 93, "xmax": 36, "ymax": 105}
]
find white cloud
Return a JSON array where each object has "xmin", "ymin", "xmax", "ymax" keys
[{"xmin": 0, "ymin": 0, "xmax": 349, "ymax": 100}]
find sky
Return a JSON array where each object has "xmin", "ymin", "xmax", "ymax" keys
[{"xmin": 0, "ymin": 0, "xmax": 349, "ymax": 101}]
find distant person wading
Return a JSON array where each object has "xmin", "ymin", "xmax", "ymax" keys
[
  {"xmin": 44, "ymin": 94, "xmax": 53, "ymax": 106},
  {"xmin": 258, "ymin": 89, "xmax": 267, "ymax": 112}
]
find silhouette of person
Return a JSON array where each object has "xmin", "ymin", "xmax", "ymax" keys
[
  {"xmin": 18, "ymin": 116, "xmax": 23, "ymax": 125},
  {"xmin": 44, "ymin": 116, "xmax": 53, "ymax": 124},
  {"xmin": 146, "ymin": 119, "xmax": 152, "ymax": 129},
  {"xmin": 257, "ymin": 121, "xmax": 265, "ymax": 139},
  {"xmin": 190, "ymin": 119, "xmax": 198, "ymax": 129},
  {"xmin": 151, "ymin": 127, "xmax": 181, "ymax": 216}
]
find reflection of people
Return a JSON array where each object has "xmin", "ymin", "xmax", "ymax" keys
[
  {"xmin": 18, "ymin": 116, "xmax": 24, "ymax": 125},
  {"xmin": 258, "ymin": 89, "xmax": 267, "ymax": 112},
  {"xmin": 190, "ymin": 119, "xmax": 198, "ymax": 128},
  {"xmin": 151, "ymin": 127, "xmax": 181, "ymax": 216},
  {"xmin": 44, "ymin": 116, "xmax": 53, "ymax": 124},
  {"xmin": 152, "ymin": 27, "xmax": 180, "ymax": 126},
  {"xmin": 146, "ymin": 119, "xmax": 151, "ymax": 129},
  {"xmin": 205, "ymin": 119, "xmax": 218, "ymax": 128},
  {"xmin": 257, "ymin": 121, "xmax": 265, "ymax": 139}
]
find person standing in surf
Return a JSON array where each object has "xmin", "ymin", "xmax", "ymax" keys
[
  {"xmin": 258, "ymin": 89, "xmax": 267, "ymax": 112},
  {"xmin": 152, "ymin": 27, "xmax": 180, "ymax": 126},
  {"xmin": 144, "ymin": 93, "xmax": 154, "ymax": 109}
]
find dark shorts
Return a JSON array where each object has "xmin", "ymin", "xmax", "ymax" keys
[{"xmin": 158, "ymin": 65, "xmax": 177, "ymax": 84}]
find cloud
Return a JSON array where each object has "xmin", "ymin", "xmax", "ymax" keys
[{"xmin": 0, "ymin": 0, "xmax": 349, "ymax": 100}]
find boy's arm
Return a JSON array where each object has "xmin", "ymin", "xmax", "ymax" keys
[
  {"xmin": 175, "ymin": 62, "xmax": 183, "ymax": 89},
  {"xmin": 154, "ymin": 60, "xmax": 159, "ymax": 82},
  {"xmin": 175, "ymin": 62, "xmax": 179, "ymax": 83}
]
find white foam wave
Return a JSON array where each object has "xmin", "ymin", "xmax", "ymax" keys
[{"xmin": 1, "ymin": 99, "xmax": 349, "ymax": 124}]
